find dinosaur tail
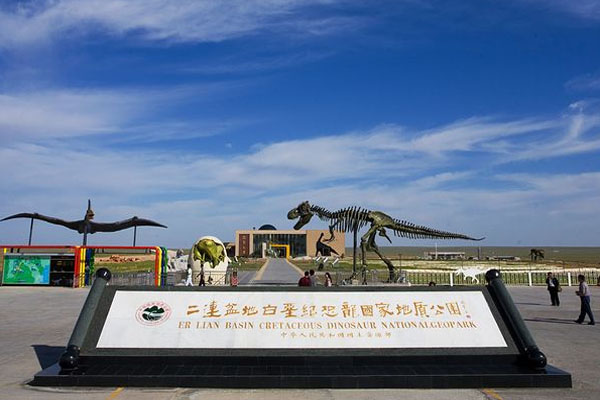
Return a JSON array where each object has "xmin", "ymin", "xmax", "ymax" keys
[{"xmin": 392, "ymin": 219, "xmax": 484, "ymax": 241}]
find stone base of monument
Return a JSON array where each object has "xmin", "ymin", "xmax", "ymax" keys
[
  {"xmin": 32, "ymin": 355, "xmax": 570, "ymax": 388},
  {"xmin": 30, "ymin": 269, "xmax": 571, "ymax": 389}
]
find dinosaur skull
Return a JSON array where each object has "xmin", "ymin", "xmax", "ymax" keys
[
  {"xmin": 287, "ymin": 201, "xmax": 314, "ymax": 230},
  {"xmin": 85, "ymin": 199, "xmax": 95, "ymax": 220}
]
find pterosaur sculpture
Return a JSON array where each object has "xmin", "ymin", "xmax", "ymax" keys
[
  {"xmin": 1, "ymin": 200, "xmax": 167, "ymax": 245},
  {"xmin": 288, "ymin": 201, "xmax": 483, "ymax": 282}
]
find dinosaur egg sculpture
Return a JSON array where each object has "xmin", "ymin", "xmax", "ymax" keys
[{"xmin": 188, "ymin": 236, "xmax": 230, "ymax": 285}]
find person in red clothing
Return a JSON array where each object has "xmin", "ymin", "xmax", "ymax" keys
[{"xmin": 298, "ymin": 271, "xmax": 311, "ymax": 286}]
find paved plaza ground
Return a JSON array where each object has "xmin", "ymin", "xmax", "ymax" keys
[
  {"xmin": 250, "ymin": 258, "xmax": 303, "ymax": 284},
  {"xmin": 0, "ymin": 273, "xmax": 598, "ymax": 400}
]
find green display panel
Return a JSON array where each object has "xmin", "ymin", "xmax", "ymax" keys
[{"xmin": 3, "ymin": 256, "xmax": 51, "ymax": 285}]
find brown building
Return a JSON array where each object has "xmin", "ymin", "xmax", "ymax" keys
[{"xmin": 235, "ymin": 226, "xmax": 345, "ymax": 258}]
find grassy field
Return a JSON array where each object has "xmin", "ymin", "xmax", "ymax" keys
[
  {"xmin": 367, "ymin": 246, "xmax": 600, "ymax": 263},
  {"xmin": 88, "ymin": 246, "xmax": 599, "ymax": 275},
  {"xmin": 230, "ymin": 259, "xmax": 266, "ymax": 271},
  {"xmin": 296, "ymin": 258, "xmax": 576, "ymax": 272},
  {"xmin": 94, "ymin": 259, "xmax": 156, "ymax": 273},
  {"xmin": 88, "ymin": 252, "xmax": 600, "ymax": 287}
]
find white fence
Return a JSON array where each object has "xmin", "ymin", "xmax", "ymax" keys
[{"xmin": 359, "ymin": 269, "xmax": 600, "ymax": 286}]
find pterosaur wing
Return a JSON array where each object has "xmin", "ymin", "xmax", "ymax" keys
[
  {"xmin": 89, "ymin": 217, "xmax": 167, "ymax": 233},
  {"xmin": 1, "ymin": 213, "xmax": 82, "ymax": 231}
]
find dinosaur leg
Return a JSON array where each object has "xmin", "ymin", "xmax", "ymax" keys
[
  {"xmin": 360, "ymin": 225, "xmax": 378, "ymax": 268},
  {"xmin": 366, "ymin": 230, "xmax": 395, "ymax": 282},
  {"xmin": 324, "ymin": 224, "xmax": 336, "ymax": 242},
  {"xmin": 355, "ymin": 225, "xmax": 376, "ymax": 281}
]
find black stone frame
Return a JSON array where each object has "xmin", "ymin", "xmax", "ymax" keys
[
  {"xmin": 29, "ymin": 270, "xmax": 572, "ymax": 388},
  {"xmin": 82, "ymin": 285, "xmax": 520, "ymax": 359}
]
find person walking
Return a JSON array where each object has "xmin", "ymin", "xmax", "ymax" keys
[
  {"xmin": 575, "ymin": 274, "xmax": 595, "ymax": 325},
  {"xmin": 546, "ymin": 272, "xmax": 560, "ymax": 306},
  {"xmin": 184, "ymin": 266, "xmax": 194, "ymax": 286}
]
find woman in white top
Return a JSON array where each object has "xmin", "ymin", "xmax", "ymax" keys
[{"xmin": 324, "ymin": 272, "xmax": 333, "ymax": 287}]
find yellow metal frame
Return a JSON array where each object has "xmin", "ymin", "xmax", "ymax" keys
[{"xmin": 270, "ymin": 244, "xmax": 290, "ymax": 259}]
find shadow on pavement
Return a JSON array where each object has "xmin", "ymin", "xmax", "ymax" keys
[
  {"xmin": 32, "ymin": 345, "xmax": 64, "ymax": 369},
  {"xmin": 524, "ymin": 317, "xmax": 577, "ymax": 325}
]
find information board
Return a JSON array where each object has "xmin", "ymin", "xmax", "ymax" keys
[
  {"xmin": 97, "ymin": 290, "xmax": 507, "ymax": 349},
  {"xmin": 2, "ymin": 256, "xmax": 50, "ymax": 285}
]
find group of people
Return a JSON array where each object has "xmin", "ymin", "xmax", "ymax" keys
[
  {"xmin": 184, "ymin": 266, "xmax": 215, "ymax": 286},
  {"xmin": 546, "ymin": 272, "xmax": 595, "ymax": 325},
  {"xmin": 298, "ymin": 269, "xmax": 333, "ymax": 287}
]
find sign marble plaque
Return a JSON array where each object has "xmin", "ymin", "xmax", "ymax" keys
[{"xmin": 97, "ymin": 290, "xmax": 506, "ymax": 349}]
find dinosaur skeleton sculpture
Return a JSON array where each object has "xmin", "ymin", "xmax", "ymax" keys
[
  {"xmin": 1, "ymin": 199, "xmax": 167, "ymax": 245},
  {"xmin": 288, "ymin": 201, "xmax": 483, "ymax": 281}
]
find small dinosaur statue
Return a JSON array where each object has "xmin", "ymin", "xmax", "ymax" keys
[
  {"xmin": 1, "ymin": 199, "xmax": 167, "ymax": 245},
  {"xmin": 529, "ymin": 248, "xmax": 545, "ymax": 261},
  {"xmin": 288, "ymin": 201, "xmax": 484, "ymax": 281},
  {"xmin": 316, "ymin": 232, "xmax": 340, "ymax": 257},
  {"xmin": 192, "ymin": 236, "xmax": 229, "ymax": 269}
]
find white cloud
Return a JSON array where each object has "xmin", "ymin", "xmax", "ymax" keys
[
  {"xmin": 565, "ymin": 72, "xmax": 600, "ymax": 91},
  {"xmin": 0, "ymin": 0, "xmax": 361, "ymax": 47},
  {"xmin": 496, "ymin": 172, "xmax": 600, "ymax": 196},
  {"xmin": 0, "ymin": 89, "xmax": 145, "ymax": 139},
  {"xmin": 178, "ymin": 51, "xmax": 336, "ymax": 75},
  {"xmin": 521, "ymin": 0, "xmax": 600, "ymax": 21},
  {"xmin": 0, "ymin": 83, "xmax": 241, "ymax": 141},
  {"xmin": 1, "ymin": 101, "xmax": 598, "ymax": 194},
  {"xmin": 503, "ymin": 108, "xmax": 600, "ymax": 161},
  {"xmin": 410, "ymin": 117, "xmax": 558, "ymax": 153},
  {"xmin": 1, "ymin": 101, "xmax": 600, "ymax": 246},
  {"xmin": 2, "ymin": 1, "xmax": 599, "ymax": 51}
]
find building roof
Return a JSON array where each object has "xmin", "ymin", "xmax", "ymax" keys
[{"xmin": 258, "ymin": 224, "xmax": 277, "ymax": 230}]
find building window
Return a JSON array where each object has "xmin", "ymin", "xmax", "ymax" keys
[{"xmin": 252, "ymin": 233, "xmax": 307, "ymax": 257}]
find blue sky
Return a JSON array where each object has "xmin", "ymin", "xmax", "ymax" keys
[{"xmin": 1, "ymin": 0, "xmax": 599, "ymax": 247}]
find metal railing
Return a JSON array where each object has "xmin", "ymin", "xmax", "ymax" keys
[
  {"xmin": 167, "ymin": 271, "xmax": 187, "ymax": 286},
  {"xmin": 332, "ymin": 268, "xmax": 600, "ymax": 287},
  {"xmin": 89, "ymin": 269, "xmax": 233, "ymax": 287},
  {"xmin": 408, "ymin": 269, "xmax": 599, "ymax": 286},
  {"xmin": 91, "ymin": 271, "xmax": 155, "ymax": 286},
  {"xmin": 90, "ymin": 267, "xmax": 600, "ymax": 287}
]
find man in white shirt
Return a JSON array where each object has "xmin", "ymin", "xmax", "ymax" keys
[
  {"xmin": 185, "ymin": 266, "xmax": 193, "ymax": 286},
  {"xmin": 575, "ymin": 275, "xmax": 595, "ymax": 325}
]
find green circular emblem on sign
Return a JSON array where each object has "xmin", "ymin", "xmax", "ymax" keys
[{"xmin": 135, "ymin": 301, "xmax": 172, "ymax": 326}]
